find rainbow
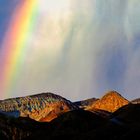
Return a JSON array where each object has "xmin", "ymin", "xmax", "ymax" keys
[{"xmin": 0, "ymin": 0, "xmax": 38, "ymax": 98}]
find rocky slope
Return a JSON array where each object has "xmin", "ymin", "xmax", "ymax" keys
[
  {"xmin": 0, "ymin": 93, "xmax": 78, "ymax": 122},
  {"xmin": 86, "ymin": 91, "xmax": 129, "ymax": 112},
  {"xmin": 74, "ymin": 98, "xmax": 98, "ymax": 109}
]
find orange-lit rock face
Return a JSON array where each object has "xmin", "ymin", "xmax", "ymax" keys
[
  {"xmin": 0, "ymin": 93, "xmax": 78, "ymax": 122},
  {"xmin": 39, "ymin": 101, "xmax": 71, "ymax": 122},
  {"xmin": 22, "ymin": 101, "xmax": 72, "ymax": 122},
  {"xmin": 87, "ymin": 91, "xmax": 129, "ymax": 112}
]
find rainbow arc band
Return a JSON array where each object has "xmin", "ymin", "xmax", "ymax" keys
[{"xmin": 0, "ymin": 0, "xmax": 38, "ymax": 98}]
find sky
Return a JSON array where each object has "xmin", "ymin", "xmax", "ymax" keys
[{"xmin": 0, "ymin": 0, "xmax": 140, "ymax": 101}]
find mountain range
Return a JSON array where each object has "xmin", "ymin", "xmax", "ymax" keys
[{"xmin": 0, "ymin": 90, "xmax": 140, "ymax": 140}]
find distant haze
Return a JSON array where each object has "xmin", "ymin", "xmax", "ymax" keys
[{"xmin": 0, "ymin": 0, "xmax": 140, "ymax": 101}]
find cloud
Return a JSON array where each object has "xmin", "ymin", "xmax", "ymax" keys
[{"xmin": 1, "ymin": 0, "xmax": 140, "ymax": 101}]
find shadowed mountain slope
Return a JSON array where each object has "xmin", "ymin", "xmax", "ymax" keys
[
  {"xmin": 112, "ymin": 103, "xmax": 140, "ymax": 123},
  {"xmin": 131, "ymin": 98, "xmax": 140, "ymax": 104},
  {"xmin": 74, "ymin": 98, "xmax": 98, "ymax": 109}
]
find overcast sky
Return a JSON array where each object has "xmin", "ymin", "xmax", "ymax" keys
[{"xmin": 0, "ymin": 0, "xmax": 140, "ymax": 101}]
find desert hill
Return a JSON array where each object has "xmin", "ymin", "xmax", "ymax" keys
[
  {"xmin": 0, "ymin": 93, "xmax": 78, "ymax": 122},
  {"xmin": 86, "ymin": 91, "xmax": 129, "ymax": 112}
]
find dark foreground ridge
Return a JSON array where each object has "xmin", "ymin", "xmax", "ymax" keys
[{"xmin": 0, "ymin": 91, "xmax": 140, "ymax": 140}]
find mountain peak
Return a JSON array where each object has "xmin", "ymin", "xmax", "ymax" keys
[
  {"xmin": 87, "ymin": 91, "xmax": 129, "ymax": 112},
  {"xmin": 0, "ymin": 92, "xmax": 78, "ymax": 122},
  {"xmin": 101, "ymin": 90, "xmax": 124, "ymax": 99}
]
